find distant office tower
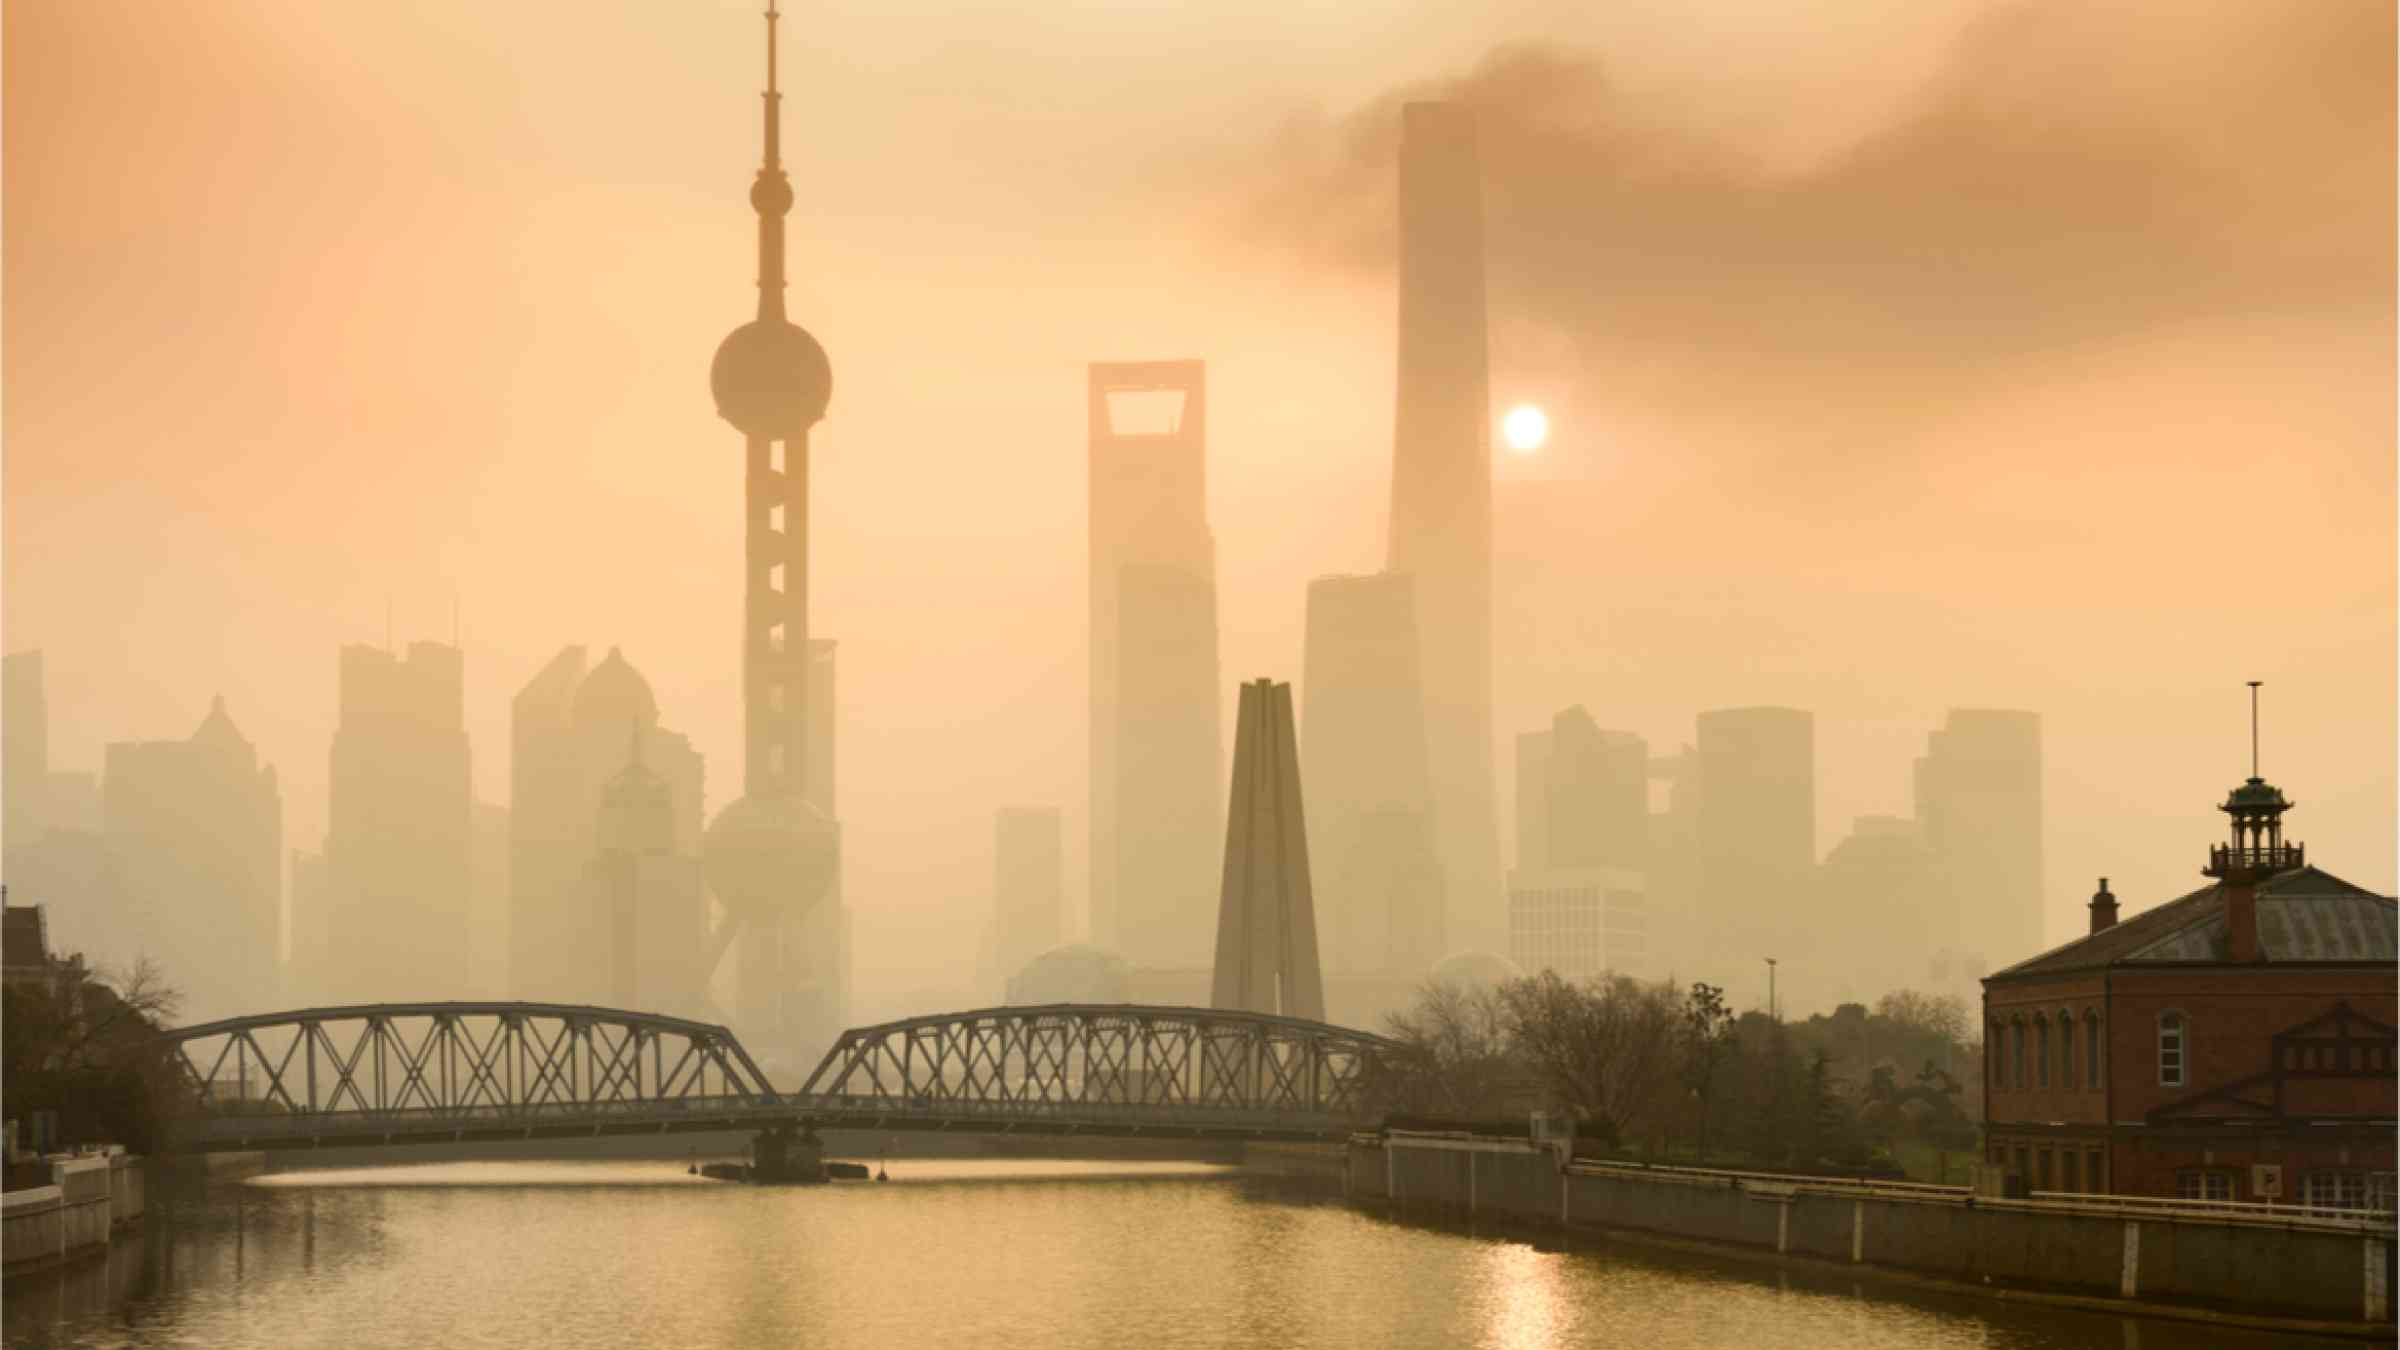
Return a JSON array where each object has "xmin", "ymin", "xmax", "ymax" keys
[
  {"xmin": 1514, "ymin": 728, "xmax": 1552, "ymax": 874},
  {"xmin": 1539, "ymin": 707, "xmax": 1648, "ymax": 870},
  {"xmin": 1508, "ymin": 707, "xmax": 1651, "ymax": 980},
  {"xmin": 468, "ymin": 801, "xmax": 510, "ymax": 996},
  {"xmin": 588, "ymin": 737, "xmax": 706, "ymax": 1011},
  {"xmin": 1088, "ymin": 359, "xmax": 1222, "ymax": 971},
  {"xmin": 101, "ymin": 697, "xmax": 282, "ymax": 1021},
  {"xmin": 1300, "ymin": 572, "xmax": 1443, "ymax": 978},
  {"xmin": 1694, "ymin": 707, "xmax": 1815, "ymax": 990},
  {"xmin": 509, "ymin": 646, "xmax": 708, "ymax": 1014},
  {"xmin": 1388, "ymin": 103, "xmax": 1501, "ymax": 951},
  {"xmin": 1816, "ymin": 815, "xmax": 1942, "ymax": 1005},
  {"xmin": 988, "ymin": 807, "xmax": 1066, "ymax": 992},
  {"xmin": 1508, "ymin": 869, "xmax": 1647, "ymax": 982},
  {"xmin": 4, "ymin": 651, "xmax": 48, "ymax": 852},
  {"xmin": 321, "ymin": 641, "xmax": 471, "ymax": 1003},
  {"xmin": 1915, "ymin": 710, "xmax": 2043, "ymax": 976},
  {"xmin": 1211, "ymin": 679, "xmax": 1325, "ymax": 1020}
]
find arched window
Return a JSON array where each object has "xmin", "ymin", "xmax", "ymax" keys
[
  {"xmin": 2086, "ymin": 1012, "xmax": 2103, "ymax": 1090},
  {"xmin": 1990, "ymin": 1023, "xmax": 2006, "ymax": 1089},
  {"xmin": 2034, "ymin": 1014, "xmax": 2050, "ymax": 1088},
  {"xmin": 2158, "ymin": 1011, "xmax": 2186, "ymax": 1088},
  {"xmin": 2011, "ymin": 1017, "xmax": 2026, "ymax": 1089},
  {"xmin": 2059, "ymin": 1008, "xmax": 2076, "ymax": 1087}
]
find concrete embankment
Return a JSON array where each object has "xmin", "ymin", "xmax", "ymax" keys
[
  {"xmin": 1349, "ymin": 1132, "xmax": 2395, "ymax": 1334},
  {"xmin": 2, "ymin": 1150, "xmax": 147, "ymax": 1275}
]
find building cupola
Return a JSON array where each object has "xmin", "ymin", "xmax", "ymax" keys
[{"xmin": 2203, "ymin": 682, "xmax": 2300, "ymax": 964}]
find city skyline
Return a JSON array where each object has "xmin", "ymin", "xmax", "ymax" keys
[{"xmin": 3, "ymin": 0, "xmax": 2391, "ymax": 1023}]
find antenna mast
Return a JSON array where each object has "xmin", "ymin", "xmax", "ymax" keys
[{"xmin": 2247, "ymin": 680, "xmax": 2262, "ymax": 779}]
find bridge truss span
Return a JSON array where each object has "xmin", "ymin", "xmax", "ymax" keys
[
  {"xmin": 795, "ymin": 1003, "xmax": 1399, "ymax": 1131},
  {"xmin": 162, "ymin": 1002, "xmax": 781, "ymax": 1149}
]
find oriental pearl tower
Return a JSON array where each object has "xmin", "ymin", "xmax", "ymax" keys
[{"xmin": 703, "ymin": 1, "xmax": 839, "ymax": 1050}]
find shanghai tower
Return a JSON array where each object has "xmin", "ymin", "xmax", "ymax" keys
[
  {"xmin": 1388, "ymin": 103, "xmax": 1501, "ymax": 947},
  {"xmin": 704, "ymin": 2, "xmax": 840, "ymax": 1049}
]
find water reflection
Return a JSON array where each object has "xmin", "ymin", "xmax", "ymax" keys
[{"xmin": 0, "ymin": 1160, "xmax": 2364, "ymax": 1350}]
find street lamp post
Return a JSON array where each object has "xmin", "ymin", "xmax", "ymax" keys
[{"xmin": 1765, "ymin": 957, "xmax": 1779, "ymax": 1022}]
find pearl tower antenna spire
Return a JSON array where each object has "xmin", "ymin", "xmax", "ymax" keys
[{"xmin": 706, "ymin": 0, "xmax": 839, "ymax": 1054}]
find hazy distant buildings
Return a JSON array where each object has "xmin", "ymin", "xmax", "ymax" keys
[
  {"xmin": 1388, "ymin": 103, "xmax": 1502, "ymax": 950},
  {"xmin": 4, "ymin": 651, "xmax": 49, "ymax": 853},
  {"xmin": 320, "ymin": 641, "xmax": 471, "ymax": 1003},
  {"xmin": 1300, "ymin": 572, "xmax": 1443, "ymax": 979},
  {"xmin": 1508, "ymin": 706, "xmax": 1651, "ymax": 980},
  {"xmin": 986, "ymin": 807, "xmax": 1065, "ymax": 995},
  {"xmin": 1211, "ymin": 679, "xmax": 1325, "ymax": 1020},
  {"xmin": 509, "ymin": 646, "xmax": 708, "ymax": 1015},
  {"xmin": 1816, "ymin": 815, "xmax": 1941, "ymax": 1005},
  {"xmin": 102, "ymin": 697, "xmax": 282, "ymax": 1021},
  {"xmin": 1088, "ymin": 359, "xmax": 1222, "ymax": 973},
  {"xmin": 778, "ymin": 639, "xmax": 851, "ymax": 1054},
  {"xmin": 1916, "ymin": 709, "xmax": 2042, "ymax": 979},
  {"xmin": 1694, "ymin": 707, "xmax": 1816, "ymax": 983}
]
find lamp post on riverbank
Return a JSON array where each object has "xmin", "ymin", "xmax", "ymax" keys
[{"xmin": 1765, "ymin": 957, "xmax": 1778, "ymax": 1022}]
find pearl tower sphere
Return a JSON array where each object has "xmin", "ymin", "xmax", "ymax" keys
[{"xmin": 704, "ymin": 2, "xmax": 840, "ymax": 1022}]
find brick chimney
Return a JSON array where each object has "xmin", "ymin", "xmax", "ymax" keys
[
  {"xmin": 2224, "ymin": 881, "xmax": 2261, "ymax": 963},
  {"xmin": 2088, "ymin": 878, "xmax": 2118, "ymax": 934}
]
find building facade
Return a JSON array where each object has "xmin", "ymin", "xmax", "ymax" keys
[
  {"xmin": 1300, "ymin": 571, "xmax": 1442, "ymax": 978},
  {"xmin": 1982, "ymin": 778, "xmax": 2395, "ymax": 1207},
  {"xmin": 1694, "ymin": 706, "xmax": 1814, "ymax": 996},
  {"xmin": 1507, "ymin": 867, "xmax": 1647, "ymax": 983},
  {"xmin": 1918, "ymin": 709, "xmax": 2043, "ymax": 981},
  {"xmin": 321, "ymin": 640, "xmax": 472, "ymax": 1003},
  {"xmin": 100, "ymin": 698, "xmax": 282, "ymax": 1022}
]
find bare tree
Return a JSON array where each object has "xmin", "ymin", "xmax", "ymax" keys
[
  {"xmin": 1378, "ymin": 979, "xmax": 1521, "ymax": 1119},
  {"xmin": 1499, "ymin": 971, "xmax": 1684, "ymax": 1150}
]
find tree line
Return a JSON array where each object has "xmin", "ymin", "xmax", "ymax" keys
[{"xmin": 1375, "ymin": 973, "xmax": 1983, "ymax": 1180}]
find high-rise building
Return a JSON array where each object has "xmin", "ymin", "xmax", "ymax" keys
[
  {"xmin": 1388, "ymin": 103, "xmax": 1502, "ymax": 951},
  {"xmin": 1210, "ymin": 679, "xmax": 1324, "ymax": 1020},
  {"xmin": 1539, "ymin": 707, "xmax": 1648, "ymax": 871},
  {"xmin": 987, "ymin": 806, "xmax": 1065, "ymax": 994},
  {"xmin": 509, "ymin": 646, "xmax": 708, "ymax": 1013},
  {"xmin": 1815, "ymin": 815, "xmax": 1943, "ymax": 1005},
  {"xmin": 1694, "ymin": 706, "xmax": 1815, "ymax": 996},
  {"xmin": 101, "ymin": 697, "xmax": 282, "ymax": 1021},
  {"xmin": 1088, "ymin": 360, "xmax": 1221, "ymax": 972},
  {"xmin": 1508, "ymin": 707, "xmax": 1651, "ymax": 981},
  {"xmin": 1507, "ymin": 868, "xmax": 1647, "ymax": 982},
  {"xmin": 704, "ymin": 3, "xmax": 842, "ymax": 1057},
  {"xmin": 1300, "ymin": 572, "xmax": 1442, "ymax": 977},
  {"xmin": 321, "ymin": 641, "xmax": 471, "ymax": 1003},
  {"xmin": 779, "ymin": 639, "xmax": 850, "ymax": 1055},
  {"xmin": 1916, "ymin": 709, "xmax": 2043, "ymax": 979}
]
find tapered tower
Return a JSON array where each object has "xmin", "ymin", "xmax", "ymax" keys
[
  {"xmin": 704, "ymin": 3, "xmax": 840, "ymax": 1050},
  {"xmin": 1388, "ymin": 103, "xmax": 1501, "ymax": 947}
]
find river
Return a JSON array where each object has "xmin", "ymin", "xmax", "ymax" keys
[{"xmin": 0, "ymin": 1159, "xmax": 2363, "ymax": 1348}]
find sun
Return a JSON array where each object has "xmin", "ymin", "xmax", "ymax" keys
[{"xmin": 1502, "ymin": 404, "xmax": 1549, "ymax": 454}]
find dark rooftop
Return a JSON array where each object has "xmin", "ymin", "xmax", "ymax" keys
[{"xmin": 1987, "ymin": 865, "xmax": 2396, "ymax": 983}]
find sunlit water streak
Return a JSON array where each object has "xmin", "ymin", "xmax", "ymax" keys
[{"xmin": 0, "ymin": 1159, "xmax": 2358, "ymax": 1350}]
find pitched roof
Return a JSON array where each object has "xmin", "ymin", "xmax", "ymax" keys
[{"xmin": 1987, "ymin": 865, "xmax": 2396, "ymax": 982}]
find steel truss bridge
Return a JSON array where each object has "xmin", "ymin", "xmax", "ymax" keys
[{"xmin": 160, "ymin": 1002, "xmax": 1397, "ymax": 1153}]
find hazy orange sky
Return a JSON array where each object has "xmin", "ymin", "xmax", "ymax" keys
[{"xmin": 5, "ymin": 0, "xmax": 2392, "ymax": 1017}]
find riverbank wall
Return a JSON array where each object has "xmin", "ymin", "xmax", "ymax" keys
[
  {"xmin": 1349, "ymin": 1132, "xmax": 2394, "ymax": 1328},
  {"xmin": 2, "ymin": 1150, "xmax": 145, "ymax": 1275}
]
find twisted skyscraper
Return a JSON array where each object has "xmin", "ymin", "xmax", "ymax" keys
[{"xmin": 1388, "ymin": 104, "xmax": 1501, "ymax": 947}]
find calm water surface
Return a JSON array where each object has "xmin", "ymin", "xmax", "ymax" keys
[{"xmin": 0, "ymin": 1159, "xmax": 2361, "ymax": 1349}]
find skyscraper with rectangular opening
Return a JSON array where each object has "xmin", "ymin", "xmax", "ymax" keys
[{"xmin": 1089, "ymin": 360, "xmax": 1221, "ymax": 971}]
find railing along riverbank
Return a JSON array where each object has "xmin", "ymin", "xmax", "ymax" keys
[
  {"xmin": 1348, "ymin": 1130, "xmax": 2395, "ymax": 1330},
  {"xmin": 2, "ymin": 1149, "xmax": 145, "ymax": 1275}
]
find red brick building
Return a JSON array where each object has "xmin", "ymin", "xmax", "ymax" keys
[{"xmin": 1982, "ymin": 771, "xmax": 2396, "ymax": 1207}]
